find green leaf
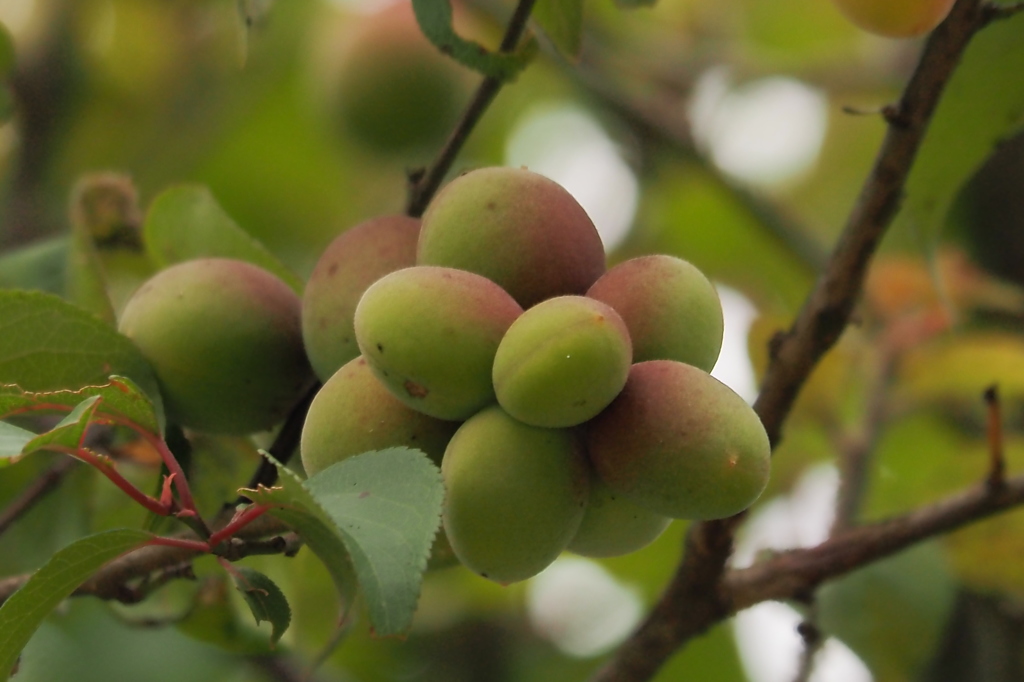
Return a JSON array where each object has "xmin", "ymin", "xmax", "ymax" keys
[
  {"xmin": 143, "ymin": 185, "xmax": 302, "ymax": 293},
  {"xmin": 411, "ymin": 0, "xmax": 535, "ymax": 80},
  {"xmin": 0, "ymin": 291, "xmax": 162, "ymax": 412},
  {"xmin": 0, "ymin": 376, "xmax": 161, "ymax": 437},
  {"xmin": 304, "ymin": 447, "xmax": 444, "ymax": 637},
  {"xmin": 0, "ymin": 238, "xmax": 68, "ymax": 295},
  {"xmin": 532, "ymin": 0, "xmax": 583, "ymax": 59},
  {"xmin": 241, "ymin": 461, "xmax": 358, "ymax": 628},
  {"xmin": 0, "ymin": 528, "xmax": 152, "ymax": 681},
  {"xmin": 230, "ymin": 566, "xmax": 291, "ymax": 647},
  {"xmin": 176, "ymin": 576, "xmax": 276, "ymax": 655},
  {"xmin": 0, "ymin": 422, "xmax": 35, "ymax": 460},
  {"xmin": 22, "ymin": 396, "xmax": 101, "ymax": 458},
  {"xmin": 66, "ymin": 217, "xmax": 117, "ymax": 325},
  {"xmin": 900, "ymin": 12, "xmax": 1024, "ymax": 244},
  {"xmin": 0, "ymin": 21, "xmax": 14, "ymax": 78}
]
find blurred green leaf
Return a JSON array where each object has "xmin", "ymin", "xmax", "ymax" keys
[
  {"xmin": 143, "ymin": 185, "xmax": 302, "ymax": 292},
  {"xmin": 896, "ymin": 332, "xmax": 1024, "ymax": 404},
  {"xmin": 0, "ymin": 21, "xmax": 14, "ymax": 78},
  {"xmin": 304, "ymin": 447, "xmax": 444, "ymax": 637},
  {"xmin": 22, "ymin": 396, "xmax": 100, "ymax": 458},
  {"xmin": 0, "ymin": 422, "xmax": 34, "ymax": 460},
  {"xmin": 0, "ymin": 291, "xmax": 162, "ymax": 414},
  {"xmin": 230, "ymin": 566, "xmax": 291, "ymax": 647},
  {"xmin": 0, "ymin": 528, "xmax": 152, "ymax": 681},
  {"xmin": 176, "ymin": 575, "xmax": 276, "ymax": 655},
  {"xmin": 411, "ymin": 0, "xmax": 535, "ymax": 80},
  {"xmin": 0, "ymin": 239, "xmax": 69, "ymax": 295},
  {"xmin": 533, "ymin": 0, "xmax": 584, "ymax": 58},
  {"xmin": 900, "ymin": 12, "xmax": 1024, "ymax": 244},
  {"xmin": 67, "ymin": 222, "xmax": 116, "ymax": 325}
]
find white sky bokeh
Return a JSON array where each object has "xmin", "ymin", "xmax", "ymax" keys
[
  {"xmin": 505, "ymin": 104, "xmax": 639, "ymax": 253},
  {"xmin": 711, "ymin": 284, "xmax": 759, "ymax": 403}
]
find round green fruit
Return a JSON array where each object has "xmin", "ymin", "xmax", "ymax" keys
[
  {"xmin": 354, "ymin": 266, "xmax": 522, "ymax": 420},
  {"xmin": 586, "ymin": 361, "xmax": 770, "ymax": 520},
  {"xmin": 568, "ymin": 474, "xmax": 671, "ymax": 558},
  {"xmin": 493, "ymin": 296, "xmax": 631, "ymax": 428},
  {"xmin": 418, "ymin": 167, "xmax": 606, "ymax": 309},
  {"xmin": 830, "ymin": 0, "xmax": 955, "ymax": 37},
  {"xmin": 302, "ymin": 215, "xmax": 420, "ymax": 382},
  {"xmin": 587, "ymin": 255, "xmax": 724, "ymax": 372},
  {"xmin": 442, "ymin": 406, "xmax": 589, "ymax": 584},
  {"xmin": 300, "ymin": 356, "xmax": 459, "ymax": 477},
  {"xmin": 118, "ymin": 258, "xmax": 313, "ymax": 435}
]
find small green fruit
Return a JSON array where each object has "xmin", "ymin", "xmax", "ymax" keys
[
  {"xmin": 587, "ymin": 255, "xmax": 724, "ymax": 372},
  {"xmin": 354, "ymin": 266, "xmax": 522, "ymax": 420},
  {"xmin": 301, "ymin": 215, "xmax": 420, "ymax": 382},
  {"xmin": 300, "ymin": 356, "xmax": 459, "ymax": 477},
  {"xmin": 568, "ymin": 474, "xmax": 671, "ymax": 558},
  {"xmin": 493, "ymin": 296, "xmax": 632, "ymax": 428},
  {"xmin": 442, "ymin": 406, "xmax": 589, "ymax": 584},
  {"xmin": 418, "ymin": 167, "xmax": 606, "ymax": 308},
  {"xmin": 830, "ymin": 0, "xmax": 955, "ymax": 37},
  {"xmin": 586, "ymin": 360, "xmax": 770, "ymax": 520},
  {"xmin": 118, "ymin": 258, "xmax": 313, "ymax": 434}
]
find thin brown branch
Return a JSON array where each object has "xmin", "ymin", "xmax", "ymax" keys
[
  {"xmin": 590, "ymin": 1, "xmax": 993, "ymax": 680},
  {"xmin": 0, "ymin": 457, "xmax": 77, "ymax": 538},
  {"xmin": 0, "ymin": 515, "xmax": 294, "ymax": 607},
  {"xmin": 405, "ymin": 0, "xmax": 539, "ymax": 217},
  {"xmin": 727, "ymin": 471, "xmax": 1024, "ymax": 609}
]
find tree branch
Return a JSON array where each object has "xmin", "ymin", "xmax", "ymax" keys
[
  {"xmin": 727, "ymin": 471, "xmax": 1024, "ymax": 610},
  {"xmin": 590, "ymin": 0, "xmax": 993, "ymax": 679},
  {"xmin": 405, "ymin": 0, "xmax": 539, "ymax": 217}
]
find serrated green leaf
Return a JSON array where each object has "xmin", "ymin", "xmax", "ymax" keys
[
  {"xmin": 241, "ymin": 461, "xmax": 358, "ymax": 627},
  {"xmin": 901, "ymin": 13, "xmax": 1024, "ymax": 243},
  {"xmin": 411, "ymin": 0, "xmax": 535, "ymax": 80},
  {"xmin": 0, "ymin": 422, "xmax": 35, "ymax": 460},
  {"xmin": 0, "ymin": 291, "xmax": 163, "ymax": 416},
  {"xmin": 230, "ymin": 566, "xmax": 291, "ymax": 647},
  {"xmin": 143, "ymin": 185, "xmax": 302, "ymax": 293},
  {"xmin": 22, "ymin": 396, "xmax": 101, "ymax": 458},
  {"xmin": 0, "ymin": 376, "xmax": 161, "ymax": 436},
  {"xmin": 0, "ymin": 528, "xmax": 152, "ymax": 681},
  {"xmin": 304, "ymin": 447, "xmax": 444, "ymax": 636},
  {"xmin": 532, "ymin": 0, "xmax": 583, "ymax": 59}
]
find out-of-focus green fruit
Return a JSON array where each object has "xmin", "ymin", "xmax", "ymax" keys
[
  {"xmin": 354, "ymin": 266, "xmax": 522, "ymax": 420},
  {"xmin": 442, "ymin": 406, "xmax": 589, "ymax": 584},
  {"xmin": 586, "ymin": 361, "xmax": 770, "ymax": 520},
  {"xmin": 830, "ymin": 0, "xmax": 955, "ymax": 37},
  {"xmin": 300, "ymin": 356, "xmax": 459, "ymax": 477},
  {"xmin": 568, "ymin": 474, "xmax": 671, "ymax": 558},
  {"xmin": 118, "ymin": 258, "xmax": 313, "ymax": 434},
  {"xmin": 334, "ymin": 3, "xmax": 468, "ymax": 155},
  {"xmin": 418, "ymin": 167, "xmax": 606, "ymax": 309},
  {"xmin": 587, "ymin": 255, "xmax": 724, "ymax": 372},
  {"xmin": 302, "ymin": 215, "xmax": 420, "ymax": 382},
  {"xmin": 493, "ymin": 296, "xmax": 631, "ymax": 428}
]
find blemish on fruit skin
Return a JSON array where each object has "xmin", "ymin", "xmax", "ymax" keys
[
  {"xmin": 405, "ymin": 380, "xmax": 429, "ymax": 398},
  {"xmin": 377, "ymin": 343, "xmax": 384, "ymax": 352}
]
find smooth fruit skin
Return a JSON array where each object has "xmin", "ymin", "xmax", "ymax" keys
[
  {"xmin": 418, "ymin": 167, "xmax": 606, "ymax": 309},
  {"xmin": 587, "ymin": 255, "xmax": 724, "ymax": 372},
  {"xmin": 568, "ymin": 474, "xmax": 671, "ymax": 558},
  {"xmin": 586, "ymin": 361, "xmax": 770, "ymax": 520},
  {"xmin": 300, "ymin": 356, "xmax": 459, "ymax": 477},
  {"xmin": 442, "ymin": 406, "xmax": 590, "ymax": 584},
  {"xmin": 354, "ymin": 266, "xmax": 522, "ymax": 420},
  {"xmin": 830, "ymin": 0, "xmax": 956, "ymax": 37},
  {"xmin": 493, "ymin": 296, "xmax": 632, "ymax": 428},
  {"xmin": 302, "ymin": 215, "xmax": 420, "ymax": 382},
  {"xmin": 118, "ymin": 258, "xmax": 313, "ymax": 435}
]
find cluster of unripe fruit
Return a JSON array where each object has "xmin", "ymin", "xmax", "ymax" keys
[{"xmin": 116, "ymin": 167, "xmax": 771, "ymax": 585}]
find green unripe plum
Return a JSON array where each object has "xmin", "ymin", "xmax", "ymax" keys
[
  {"xmin": 830, "ymin": 0, "xmax": 955, "ymax": 37},
  {"xmin": 492, "ymin": 296, "xmax": 631, "ymax": 428},
  {"xmin": 302, "ymin": 215, "xmax": 420, "ymax": 381},
  {"xmin": 118, "ymin": 258, "xmax": 313, "ymax": 434},
  {"xmin": 333, "ymin": 3, "xmax": 467, "ymax": 155},
  {"xmin": 354, "ymin": 266, "xmax": 522, "ymax": 420},
  {"xmin": 586, "ymin": 361, "xmax": 770, "ymax": 520},
  {"xmin": 442, "ymin": 406, "xmax": 589, "ymax": 584},
  {"xmin": 587, "ymin": 255, "xmax": 724, "ymax": 372},
  {"xmin": 300, "ymin": 356, "xmax": 459, "ymax": 477},
  {"xmin": 418, "ymin": 167, "xmax": 606, "ymax": 309},
  {"xmin": 568, "ymin": 474, "xmax": 671, "ymax": 558}
]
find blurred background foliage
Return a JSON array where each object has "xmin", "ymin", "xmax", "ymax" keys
[{"xmin": 1, "ymin": 0, "xmax": 1023, "ymax": 680}]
